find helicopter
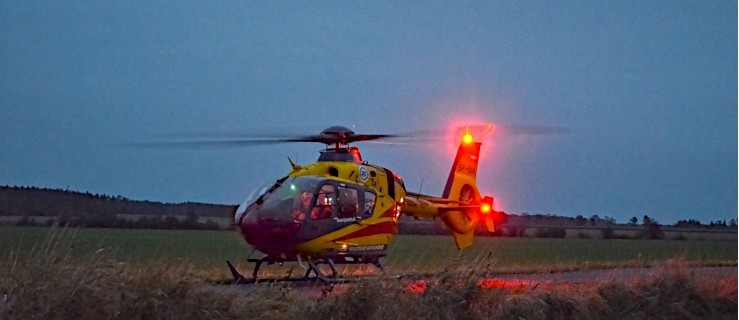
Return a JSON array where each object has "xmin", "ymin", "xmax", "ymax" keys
[{"xmin": 225, "ymin": 125, "xmax": 499, "ymax": 284}]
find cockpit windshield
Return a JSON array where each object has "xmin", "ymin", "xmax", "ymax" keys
[{"xmin": 258, "ymin": 176, "xmax": 322, "ymax": 222}]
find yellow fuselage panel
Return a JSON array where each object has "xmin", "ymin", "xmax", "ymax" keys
[
  {"xmin": 295, "ymin": 226, "xmax": 396, "ymax": 256},
  {"xmin": 287, "ymin": 162, "xmax": 388, "ymax": 192},
  {"xmin": 286, "ymin": 161, "xmax": 402, "ymax": 256}
]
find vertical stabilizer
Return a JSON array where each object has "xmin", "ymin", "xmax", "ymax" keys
[
  {"xmin": 440, "ymin": 130, "xmax": 484, "ymax": 250},
  {"xmin": 442, "ymin": 139, "xmax": 482, "ymax": 202}
]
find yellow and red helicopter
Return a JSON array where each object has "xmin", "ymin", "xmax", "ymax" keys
[{"xmin": 225, "ymin": 125, "xmax": 500, "ymax": 283}]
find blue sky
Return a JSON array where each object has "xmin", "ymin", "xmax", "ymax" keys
[{"xmin": 1, "ymin": 1, "xmax": 736, "ymax": 224}]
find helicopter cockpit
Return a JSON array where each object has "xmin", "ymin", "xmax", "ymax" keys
[
  {"xmin": 237, "ymin": 175, "xmax": 378, "ymax": 253},
  {"xmin": 240, "ymin": 175, "xmax": 376, "ymax": 231}
]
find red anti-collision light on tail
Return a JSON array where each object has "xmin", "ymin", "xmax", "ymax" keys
[
  {"xmin": 481, "ymin": 196, "xmax": 494, "ymax": 215},
  {"xmin": 462, "ymin": 132, "xmax": 474, "ymax": 145},
  {"xmin": 481, "ymin": 203, "xmax": 491, "ymax": 214}
]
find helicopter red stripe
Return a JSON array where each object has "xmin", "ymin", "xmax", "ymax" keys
[
  {"xmin": 379, "ymin": 206, "xmax": 396, "ymax": 218},
  {"xmin": 335, "ymin": 221, "xmax": 397, "ymax": 242}
]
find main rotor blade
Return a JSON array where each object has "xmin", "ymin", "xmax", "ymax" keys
[
  {"xmin": 120, "ymin": 133, "xmax": 406, "ymax": 149},
  {"xmin": 493, "ymin": 124, "xmax": 571, "ymax": 135},
  {"xmin": 346, "ymin": 134, "xmax": 400, "ymax": 143},
  {"xmin": 116, "ymin": 123, "xmax": 569, "ymax": 149},
  {"xmin": 385, "ymin": 124, "xmax": 570, "ymax": 143},
  {"xmin": 152, "ymin": 126, "xmax": 321, "ymax": 140},
  {"xmin": 118, "ymin": 138, "xmax": 310, "ymax": 149}
]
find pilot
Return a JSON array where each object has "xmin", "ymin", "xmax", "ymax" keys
[
  {"xmin": 292, "ymin": 192, "xmax": 311, "ymax": 221},
  {"xmin": 310, "ymin": 192, "xmax": 333, "ymax": 219}
]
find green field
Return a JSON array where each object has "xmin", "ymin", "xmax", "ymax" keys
[{"xmin": 0, "ymin": 226, "xmax": 735, "ymax": 279}]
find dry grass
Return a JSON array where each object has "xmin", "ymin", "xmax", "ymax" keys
[
  {"xmin": 0, "ymin": 228, "xmax": 261, "ymax": 319},
  {"xmin": 301, "ymin": 256, "xmax": 737, "ymax": 320},
  {"xmin": 1, "ymin": 228, "xmax": 736, "ymax": 320}
]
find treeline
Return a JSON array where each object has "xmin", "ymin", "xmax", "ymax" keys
[
  {"xmin": 0, "ymin": 186, "xmax": 235, "ymax": 218},
  {"xmin": 399, "ymin": 212, "xmax": 734, "ymax": 240},
  {"xmin": 2, "ymin": 186, "xmax": 735, "ymax": 235},
  {"xmin": 10, "ymin": 212, "xmax": 227, "ymax": 230},
  {"xmin": 675, "ymin": 218, "xmax": 737, "ymax": 229},
  {"xmin": 505, "ymin": 212, "xmax": 737, "ymax": 230},
  {"xmin": 399, "ymin": 220, "xmax": 669, "ymax": 240}
]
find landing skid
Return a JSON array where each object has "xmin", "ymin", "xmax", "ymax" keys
[{"xmin": 226, "ymin": 254, "xmax": 385, "ymax": 285}]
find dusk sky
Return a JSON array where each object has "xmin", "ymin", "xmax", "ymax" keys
[{"xmin": 1, "ymin": 1, "xmax": 736, "ymax": 224}]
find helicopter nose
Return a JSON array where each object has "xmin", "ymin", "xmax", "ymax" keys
[{"xmin": 239, "ymin": 208, "xmax": 303, "ymax": 249}]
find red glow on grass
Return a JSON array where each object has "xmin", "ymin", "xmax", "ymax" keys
[
  {"xmin": 402, "ymin": 277, "xmax": 528, "ymax": 294},
  {"xmin": 405, "ymin": 280, "xmax": 428, "ymax": 294},
  {"xmin": 478, "ymin": 278, "xmax": 528, "ymax": 289}
]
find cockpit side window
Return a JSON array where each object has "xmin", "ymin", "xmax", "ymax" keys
[
  {"xmin": 363, "ymin": 191, "xmax": 376, "ymax": 217},
  {"xmin": 337, "ymin": 186, "xmax": 359, "ymax": 218},
  {"xmin": 311, "ymin": 184, "xmax": 336, "ymax": 220}
]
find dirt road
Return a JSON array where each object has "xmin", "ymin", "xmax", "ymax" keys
[{"xmin": 218, "ymin": 266, "xmax": 737, "ymax": 298}]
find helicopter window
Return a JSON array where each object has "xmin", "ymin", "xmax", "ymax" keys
[
  {"xmin": 328, "ymin": 167, "xmax": 339, "ymax": 177},
  {"xmin": 364, "ymin": 191, "xmax": 376, "ymax": 217},
  {"xmin": 337, "ymin": 186, "xmax": 359, "ymax": 218},
  {"xmin": 311, "ymin": 184, "xmax": 336, "ymax": 220}
]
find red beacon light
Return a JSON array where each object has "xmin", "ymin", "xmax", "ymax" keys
[
  {"xmin": 462, "ymin": 132, "xmax": 474, "ymax": 145},
  {"xmin": 480, "ymin": 196, "xmax": 494, "ymax": 215},
  {"xmin": 480, "ymin": 203, "xmax": 492, "ymax": 214}
]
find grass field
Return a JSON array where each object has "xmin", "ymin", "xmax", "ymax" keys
[
  {"xmin": 0, "ymin": 226, "xmax": 736, "ymax": 319},
  {"xmin": 0, "ymin": 226, "xmax": 735, "ymax": 279}
]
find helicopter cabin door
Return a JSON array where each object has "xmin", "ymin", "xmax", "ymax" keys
[{"xmin": 306, "ymin": 182, "xmax": 368, "ymax": 236}]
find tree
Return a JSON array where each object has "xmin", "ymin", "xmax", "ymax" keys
[
  {"xmin": 575, "ymin": 215, "xmax": 587, "ymax": 226},
  {"xmin": 639, "ymin": 215, "xmax": 664, "ymax": 240},
  {"xmin": 629, "ymin": 216, "xmax": 638, "ymax": 225},
  {"xmin": 589, "ymin": 215, "xmax": 600, "ymax": 226},
  {"xmin": 675, "ymin": 219, "xmax": 702, "ymax": 228},
  {"xmin": 642, "ymin": 215, "xmax": 653, "ymax": 225}
]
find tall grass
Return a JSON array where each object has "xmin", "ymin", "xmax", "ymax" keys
[
  {"xmin": 1, "ymin": 228, "xmax": 736, "ymax": 319},
  {"xmin": 304, "ymin": 256, "xmax": 737, "ymax": 320},
  {"xmin": 0, "ymin": 227, "xmax": 259, "ymax": 319}
]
